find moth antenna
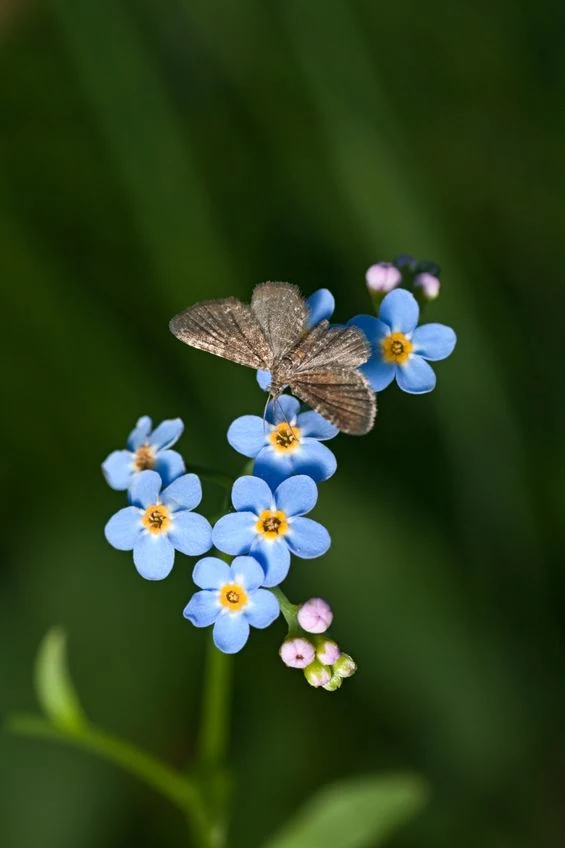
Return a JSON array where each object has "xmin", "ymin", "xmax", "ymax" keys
[{"xmin": 262, "ymin": 392, "xmax": 272, "ymax": 434}]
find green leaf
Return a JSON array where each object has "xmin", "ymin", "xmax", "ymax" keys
[
  {"xmin": 34, "ymin": 628, "xmax": 87, "ymax": 732},
  {"xmin": 261, "ymin": 773, "xmax": 427, "ymax": 848}
]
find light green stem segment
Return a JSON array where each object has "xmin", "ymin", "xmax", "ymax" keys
[
  {"xmin": 271, "ymin": 587, "xmax": 299, "ymax": 631},
  {"xmin": 198, "ymin": 637, "xmax": 232, "ymax": 769}
]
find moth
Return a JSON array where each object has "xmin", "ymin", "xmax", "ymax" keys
[{"xmin": 169, "ymin": 281, "xmax": 376, "ymax": 435}]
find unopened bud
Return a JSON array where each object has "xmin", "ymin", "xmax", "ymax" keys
[
  {"xmin": 393, "ymin": 254, "xmax": 417, "ymax": 271},
  {"xmin": 414, "ymin": 272, "xmax": 440, "ymax": 301},
  {"xmin": 297, "ymin": 598, "xmax": 333, "ymax": 634},
  {"xmin": 279, "ymin": 637, "xmax": 315, "ymax": 669},
  {"xmin": 316, "ymin": 639, "xmax": 341, "ymax": 666},
  {"xmin": 365, "ymin": 262, "xmax": 402, "ymax": 294},
  {"xmin": 304, "ymin": 660, "xmax": 332, "ymax": 688},
  {"xmin": 333, "ymin": 653, "xmax": 357, "ymax": 678},
  {"xmin": 322, "ymin": 672, "xmax": 343, "ymax": 692}
]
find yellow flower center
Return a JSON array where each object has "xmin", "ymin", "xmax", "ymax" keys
[
  {"xmin": 134, "ymin": 443, "xmax": 156, "ymax": 471},
  {"xmin": 142, "ymin": 503, "xmax": 170, "ymax": 535},
  {"xmin": 256, "ymin": 509, "xmax": 289, "ymax": 539},
  {"xmin": 219, "ymin": 583, "xmax": 248, "ymax": 612},
  {"xmin": 269, "ymin": 423, "xmax": 301, "ymax": 453},
  {"xmin": 381, "ymin": 331, "xmax": 413, "ymax": 364}
]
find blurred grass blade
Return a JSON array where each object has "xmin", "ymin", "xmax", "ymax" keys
[
  {"xmin": 261, "ymin": 773, "xmax": 427, "ymax": 848},
  {"xmin": 34, "ymin": 628, "xmax": 87, "ymax": 732}
]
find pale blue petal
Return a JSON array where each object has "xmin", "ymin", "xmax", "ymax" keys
[
  {"xmin": 256, "ymin": 369, "xmax": 272, "ymax": 391},
  {"xmin": 286, "ymin": 517, "xmax": 331, "ymax": 558},
  {"xmin": 231, "ymin": 475, "xmax": 273, "ymax": 513},
  {"xmin": 104, "ymin": 507, "xmax": 142, "ymax": 550},
  {"xmin": 361, "ymin": 357, "xmax": 395, "ymax": 392},
  {"xmin": 183, "ymin": 590, "xmax": 220, "ymax": 627},
  {"xmin": 291, "ymin": 440, "xmax": 337, "ymax": 483},
  {"xmin": 149, "ymin": 418, "xmax": 184, "ymax": 450},
  {"xmin": 296, "ymin": 411, "xmax": 338, "ymax": 440},
  {"xmin": 379, "ymin": 289, "xmax": 420, "ymax": 333},
  {"xmin": 227, "ymin": 415, "xmax": 266, "ymax": 458},
  {"xmin": 192, "ymin": 557, "xmax": 233, "ymax": 589},
  {"xmin": 275, "ymin": 475, "xmax": 317, "ymax": 517},
  {"xmin": 253, "ymin": 450, "xmax": 295, "ymax": 490},
  {"xmin": 154, "ymin": 450, "xmax": 185, "ymax": 486},
  {"xmin": 133, "ymin": 533, "xmax": 175, "ymax": 580},
  {"xmin": 127, "ymin": 416, "xmax": 152, "ymax": 450},
  {"xmin": 212, "ymin": 512, "xmax": 257, "ymax": 555},
  {"xmin": 230, "ymin": 556, "xmax": 265, "ymax": 592},
  {"xmin": 348, "ymin": 314, "xmax": 386, "ymax": 346},
  {"xmin": 245, "ymin": 589, "xmax": 280, "ymax": 628},
  {"xmin": 168, "ymin": 511, "xmax": 212, "ymax": 556},
  {"xmin": 162, "ymin": 473, "xmax": 202, "ymax": 512},
  {"xmin": 412, "ymin": 323, "xmax": 457, "ymax": 361},
  {"xmin": 306, "ymin": 288, "xmax": 335, "ymax": 327},
  {"xmin": 268, "ymin": 394, "xmax": 300, "ymax": 425},
  {"xmin": 396, "ymin": 355, "xmax": 437, "ymax": 394},
  {"xmin": 213, "ymin": 613, "xmax": 250, "ymax": 653},
  {"xmin": 102, "ymin": 450, "xmax": 134, "ymax": 490},
  {"xmin": 250, "ymin": 537, "xmax": 291, "ymax": 587},
  {"xmin": 128, "ymin": 470, "xmax": 162, "ymax": 508}
]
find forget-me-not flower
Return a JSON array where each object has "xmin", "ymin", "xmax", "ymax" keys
[
  {"xmin": 212, "ymin": 475, "xmax": 330, "ymax": 587},
  {"xmin": 104, "ymin": 470, "xmax": 212, "ymax": 580},
  {"xmin": 349, "ymin": 289, "xmax": 456, "ymax": 394},
  {"xmin": 227, "ymin": 395, "xmax": 338, "ymax": 489},
  {"xmin": 183, "ymin": 556, "xmax": 280, "ymax": 653},
  {"xmin": 102, "ymin": 416, "xmax": 185, "ymax": 490},
  {"xmin": 256, "ymin": 288, "xmax": 335, "ymax": 390}
]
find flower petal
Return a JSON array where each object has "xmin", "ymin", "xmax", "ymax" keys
[
  {"xmin": 412, "ymin": 323, "xmax": 457, "ymax": 361},
  {"xmin": 245, "ymin": 589, "xmax": 280, "ymax": 628},
  {"xmin": 227, "ymin": 415, "xmax": 266, "ymax": 458},
  {"xmin": 213, "ymin": 613, "xmax": 250, "ymax": 654},
  {"xmin": 133, "ymin": 533, "xmax": 175, "ymax": 580},
  {"xmin": 148, "ymin": 418, "xmax": 184, "ymax": 450},
  {"xmin": 348, "ymin": 314, "xmax": 389, "ymax": 348},
  {"xmin": 183, "ymin": 590, "xmax": 220, "ymax": 627},
  {"xmin": 286, "ymin": 517, "xmax": 331, "ymax": 559},
  {"xmin": 275, "ymin": 475, "xmax": 318, "ymax": 517},
  {"xmin": 361, "ymin": 357, "xmax": 396, "ymax": 392},
  {"xmin": 256, "ymin": 369, "xmax": 272, "ymax": 391},
  {"xmin": 162, "ymin": 473, "xmax": 202, "ymax": 512},
  {"xmin": 154, "ymin": 449, "xmax": 186, "ymax": 487},
  {"xmin": 212, "ymin": 512, "xmax": 257, "ymax": 555},
  {"xmin": 306, "ymin": 288, "xmax": 335, "ymax": 327},
  {"xmin": 129, "ymin": 470, "xmax": 162, "ymax": 508},
  {"xmin": 268, "ymin": 394, "xmax": 300, "ymax": 425},
  {"xmin": 253, "ymin": 450, "xmax": 295, "ymax": 490},
  {"xmin": 101, "ymin": 450, "xmax": 134, "ymax": 490},
  {"xmin": 250, "ymin": 537, "xmax": 291, "ymax": 587},
  {"xmin": 104, "ymin": 507, "xmax": 142, "ymax": 550},
  {"xmin": 169, "ymin": 511, "xmax": 212, "ymax": 556},
  {"xmin": 290, "ymin": 440, "xmax": 337, "ymax": 483},
  {"xmin": 192, "ymin": 557, "xmax": 233, "ymax": 590},
  {"xmin": 127, "ymin": 416, "xmax": 152, "ymax": 450},
  {"xmin": 296, "ymin": 411, "xmax": 338, "ymax": 440},
  {"xmin": 231, "ymin": 475, "xmax": 273, "ymax": 513},
  {"xmin": 396, "ymin": 355, "xmax": 437, "ymax": 394},
  {"xmin": 230, "ymin": 556, "xmax": 265, "ymax": 592},
  {"xmin": 379, "ymin": 289, "xmax": 420, "ymax": 334}
]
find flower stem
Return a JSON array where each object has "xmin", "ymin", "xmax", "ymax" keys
[
  {"xmin": 271, "ymin": 587, "xmax": 299, "ymax": 628},
  {"xmin": 189, "ymin": 465, "xmax": 234, "ymax": 490}
]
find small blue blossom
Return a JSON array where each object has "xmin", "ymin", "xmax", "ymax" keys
[
  {"xmin": 104, "ymin": 470, "xmax": 212, "ymax": 580},
  {"xmin": 183, "ymin": 556, "xmax": 280, "ymax": 653},
  {"xmin": 349, "ymin": 288, "xmax": 456, "ymax": 394},
  {"xmin": 227, "ymin": 395, "xmax": 338, "ymax": 489},
  {"xmin": 102, "ymin": 415, "xmax": 185, "ymax": 490},
  {"xmin": 212, "ymin": 475, "xmax": 331, "ymax": 588},
  {"xmin": 256, "ymin": 288, "xmax": 335, "ymax": 390}
]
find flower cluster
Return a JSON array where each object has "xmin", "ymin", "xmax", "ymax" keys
[{"xmin": 365, "ymin": 254, "xmax": 442, "ymax": 306}]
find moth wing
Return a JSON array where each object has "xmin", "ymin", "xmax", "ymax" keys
[
  {"xmin": 290, "ymin": 323, "xmax": 371, "ymax": 372},
  {"xmin": 290, "ymin": 369, "xmax": 376, "ymax": 435},
  {"xmin": 169, "ymin": 297, "xmax": 273, "ymax": 370},
  {"xmin": 251, "ymin": 281, "xmax": 309, "ymax": 360}
]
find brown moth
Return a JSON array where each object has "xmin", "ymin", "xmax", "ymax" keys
[{"xmin": 169, "ymin": 281, "xmax": 376, "ymax": 435}]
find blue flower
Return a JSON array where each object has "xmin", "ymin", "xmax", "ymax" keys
[
  {"xmin": 227, "ymin": 395, "xmax": 338, "ymax": 489},
  {"xmin": 256, "ymin": 288, "xmax": 335, "ymax": 390},
  {"xmin": 104, "ymin": 470, "xmax": 212, "ymax": 580},
  {"xmin": 349, "ymin": 289, "xmax": 456, "ymax": 394},
  {"xmin": 102, "ymin": 416, "xmax": 185, "ymax": 490},
  {"xmin": 183, "ymin": 556, "xmax": 280, "ymax": 653},
  {"xmin": 212, "ymin": 475, "xmax": 331, "ymax": 587}
]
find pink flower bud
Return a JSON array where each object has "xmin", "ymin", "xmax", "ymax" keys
[
  {"xmin": 297, "ymin": 598, "xmax": 333, "ymax": 634},
  {"xmin": 365, "ymin": 262, "xmax": 402, "ymax": 293},
  {"xmin": 414, "ymin": 272, "xmax": 440, "ymax": 300},
  {"xmin": 304, "ymin": 660, "xmax": 332, "ymax": 688},
  {"xmin": 279, "ymin": 637, "xmax": 315, "ymax": 669},
  {"xmin": 316, "ymin": 639, "xmax": 341, "ymax": 666}
]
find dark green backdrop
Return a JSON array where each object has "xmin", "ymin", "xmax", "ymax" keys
[{"xmin": 1, "ymin": 1, "xmax": 564, "ymax": 846}]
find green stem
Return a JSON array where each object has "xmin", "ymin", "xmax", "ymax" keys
[
  {"xmin": 189, "ymin": 465, "xmax": 235, "ymax": 490},
  {"xmin": 198, "ymin": 638, "xmax": 232, "ymax": 769},
  {"xmin": 271, "ymin": 587, "xmax": 299, "ymax": 628},
  {"xmin": 7, "ymin": 714, "xmax": 212, "ymax": 847}
]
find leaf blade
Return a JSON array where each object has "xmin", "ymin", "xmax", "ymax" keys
[{"xmin": 34, "ymin": 628, "xmax": 87, "ymax": 732}]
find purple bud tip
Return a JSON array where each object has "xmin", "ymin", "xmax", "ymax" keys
[
  {"xmin": 317, "ymin": 640, "xmax": 341, "ymax": 666},
  {"xmin": 414, "ymin": 272, "xmax": 440, "ymax": 300},
  {"xmin": 365, "ymin": 262, "xmax": 402, "ymax": 293},
  {"xmin": 297, "ymin": 598, "xmax": 333, "ymax": 634},
  {"xmin": 279, "ymin": 637, "xmax": 315, "ymax": 669}
]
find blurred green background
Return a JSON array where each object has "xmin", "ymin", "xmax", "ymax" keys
[{"xmin": 1, "ymin": 0, "xmax": 564, "ymax": 846}]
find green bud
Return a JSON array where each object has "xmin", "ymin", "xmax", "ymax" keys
[
  {"xmin": 333, "ymin": 653, "xmax": 357, "ymax": 678},
  {"xmin": 322, "ymin": 672, "xmax": 343, "ymax": 692},
  {"xmin": 304, "ymin": 660, "xmax": 331, "ymax": 688}
]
